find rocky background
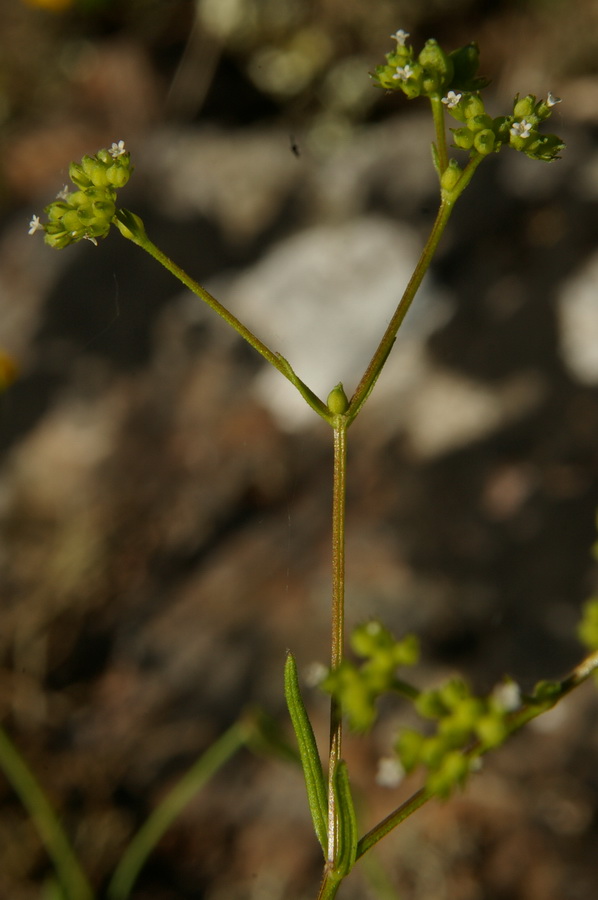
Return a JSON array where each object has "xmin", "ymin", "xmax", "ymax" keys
[{"xmin": 2, "ymin": 1, "xmax": 598, "ymax": 898}]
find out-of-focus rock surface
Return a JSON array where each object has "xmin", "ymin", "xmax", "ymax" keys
[{"xmin": 2, "ymin": 2, "xmax": 598, "ymax": 898}]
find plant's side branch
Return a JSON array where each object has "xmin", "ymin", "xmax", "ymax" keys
[
  {"xmin": 114, "ymin": 210, "xmax": 332, "ymax": 424},
  {"xmin": 356, "ymin": 648, "xmax": 598, "ymax": 860},
  {"xmin": 347, "ymin": 198, "xmax": 453, "ymax": 423}
]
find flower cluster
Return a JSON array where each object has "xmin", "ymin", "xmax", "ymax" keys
[
  {"xmin": 373, "ymin": 31, "xmax": 564, "ymax": 164},
  {"xmin": 372, "ymin": 31, "xmax": 488, "ymax": 100},
  {"xmin": 320, "ymin": 620, "xmax": 525, "ymax": 798},
  {"xmin": 28, "ymin": 141, "xmax": 132, "ymax": 249},
  {"xmin": 448, "ymin": 90, "xmax": 564, "ymax": 161},
  {"xmin": 320, "ymin": 621, "xmax": 419, "ymax": 732},
  {"xmin": 396, "ymin": 676, "xmax": 521, "ymax": 798}
]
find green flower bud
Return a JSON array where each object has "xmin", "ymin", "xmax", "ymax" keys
[
  {"xmin": 461, "ymin": 92, "xmax": 485, "ymax": 119},
  {"xmin": 448, "ymin": 42, "xmax": 489, "ymax": 91},
  {"xmin": 419, "ymin": 735, "xmax": 446, "ymax": 768},
  {"xmin": 466, "ymin": 113, "xmax": 494, "ymax": 133},
  {"xmin": 451, "ymin": 127, "xmax": 474, "ymax": 150},
  {"xmin": 475, "ymin": 713, "xmax": 508, "ymax": 748},
  {"xmin": 524, "ymin": 132, "xmax": 565, "ymax": 161},
  {"xmin": 44, "ymin": 230, "xmax": 73, "ymax": 249},
  {"xmin": 69, "ymin": 190, "xmax": 90, "ymax": 208},
  {"xmin": 392, "ymin": 633, "xmax": 419, "ymax": 667},
  {"xmin": 45, "ymin": 201, "xmax": 70, "ymax": 223},
  {"xmin": 440, "ymin": 159, "xmax": 462, "ymax": 192},
  {"xmin": 513, "ymin": 94, "xmax": 536, "ymax": 118},
  {"xmin": 418, "ymin": 39, "xmax": 454, "ymax": 94},
  {"xmin": 327, "ymin": 382, "xmax": 349, "ymax": 415},
  {"xmin": 114, "ymin": 209, "xmax": 146, "ymax": 243},
  {"xmin": 351, "ymin": 620, "xmax": 390, "ymax": 656},
  {"xmin": 427, "ymin": 750, "xmax": 469, "ymax": 798},
  {"xmin": 61, "ymin": 209, "xmax": 84, "ymax": 233},
  {"xmin": 415, "ymin": 689, "xmax": 447, "ymax": 719},
  {"xmin": 91, "ymin": 197, "xmax": 116, "ymax": 219},
  {"xmin": 473, "ymin": 128, "xmax": 495, "ymax": 154},
  {"xmin": 395, "ymin": 729, "xmax": 424, "ymax": 773},
  {"xmin": 106, "ymin": 163, "xmax": 130, "ymax": 188},
  {"xmin": 69, "ymin": 162, "xmax": 92, "ymax": 189}
]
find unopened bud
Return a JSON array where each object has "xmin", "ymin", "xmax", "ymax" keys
[{"xmin": 327, "ymin": 383, "xmax": 349, "ymax": 415}]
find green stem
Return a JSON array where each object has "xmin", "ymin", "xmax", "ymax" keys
[
  {"xmin": 347, "ymin": 199, "xmax": 454, "ymax": 423},
  {"xmin": 326, "ymin": 421, "xmax": 348, "ymax": 863},
  {"xmin": 114, "ymin": 210, "xmax": 331, "ymax": 424},
  {"xmin": 356, "ymin": 787, "xmax": 431, "ymax": 859},
  {"xmin": 430, "ymin": 95, "xmax": 448, "ymax": 174},
  {"xmin": 317, "ymin": 866, "xmax": 344, "ymax": 900},
  {"xmin": 0, "ymin": 726, "xmax": 94, "ymax": 900},
  {"xmin": 107, "ymin": 721, "xmax": 248, "ymax": 900}
]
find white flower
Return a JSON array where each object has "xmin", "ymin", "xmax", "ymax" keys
[
  {"xmin": 56, "ymin": 185, "xmax": 70, "ymax": 201},
  {"xmin": 392, "ymin": 64, "xmax": 414, "ymax": 82},
  {"xmin": 510, "ymin": 119, "xmax": 532, "ymax": 139},
  {"xmin": 376, "ymin": 757, "xmax": 405, "ymax": 788},
  {"xmin": 390, "ymin": 29, "xmax": 409, "ymax": 46},
  {"xmin": 109, "ymin": 140, "xmax": 126, "ymax": 158},
  {"xmin": 546, "ymin": 91, "xmax": 562, "ymax": 108},
  {"xmin": 28, "ymin": 214, "xmax": 43, "ymax": 236},
  {"xmin": 442, "ymin": 90, "xmax": 462, "ymax": 109},
  {"xmin": 492, "ymin": 680, "xmax": 521, "ymax": 712},
  {"xmin": 83, "ymin": 234, "xmax": 99, "ymax": 246},
  {"xmin": 303, "ymin": 661, "xmax": 328, "ymax": 688}
]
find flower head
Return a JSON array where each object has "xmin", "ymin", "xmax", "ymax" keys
[
  {"xmin": 27, "ymin": 144, "xmax": 132, "ymax": 248},
  {"xmin": 376, "ymin": 757, "xmax": 405, "ymax": 788},
  {"xmin": 109, "ymin": 140, "xmax": 127, "ymax": 158},
  {"xmin": 390, "ymin": 29, "xmax": 409, "ymax": 46},
  {"xmin": 392, "ymin": 64, "xmax": 415, "ymax": 82},
  {"xmin": 442, "ymin": 90, "xmax": 462, "ymax": 109},
  {"xmin": 28, "ymin": 214, "xmax": 43, "ymax": 236},
  {"xmin": 510, "ymin": 119, "xmax": 532, "ymax": 139}
]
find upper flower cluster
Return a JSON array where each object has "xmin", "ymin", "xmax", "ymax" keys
[
  {"xmin": 28, "ymin": 141, "xmax": 132, "ymax": 249},
  {"xmin": 373, "ymin": 31, "xmax": 489, "ymax": 100},
  {"xmin": 373, "ymin": 31, "xmax": 564, "ymax": 163}
]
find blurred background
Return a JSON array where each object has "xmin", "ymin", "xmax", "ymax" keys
[{"xmin": 2, "ymin": 0, "xmax": 598, "ymax": 897}]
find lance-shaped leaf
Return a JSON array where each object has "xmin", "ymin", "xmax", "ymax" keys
[
  {"xmin": 284, "ymin": 652, "xmax": 328, "ymax": 854},
  {"xmin": 332, "ymin": 760, "xmax": 358, "ymax": 877}
]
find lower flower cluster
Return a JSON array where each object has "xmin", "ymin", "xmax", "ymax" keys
[
  {"xmin": 320, "ymin": 620, "xmax": 523, "ymax": 799},
  {"xmin": 28, "ymin": 141, "xmax": 131, "ymax": 248}
]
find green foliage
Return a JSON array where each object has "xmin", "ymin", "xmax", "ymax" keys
[
  {"xmin": 284, "ymin": 652, "xmax": 328, "ymax": 856},
  {"xmin": 332, "ymin": 760, "xmax": 358, "ymax": 877}
]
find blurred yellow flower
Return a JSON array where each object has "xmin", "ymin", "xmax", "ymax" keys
[{"xmin": 21, "ymin": 0, "xmax": 74, "ymax": 12}]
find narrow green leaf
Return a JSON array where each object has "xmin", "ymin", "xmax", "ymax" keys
[
  {"xmin": 0, "ymin": 727, "xmax": 94, "ymax": 900},
  {"xmin": 332, "ymin": 760, "xmax": 358, "ymax": 877},
  {"xmin": 284, "ymin": 652, "xmax": 328, "ymax": 854}
]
